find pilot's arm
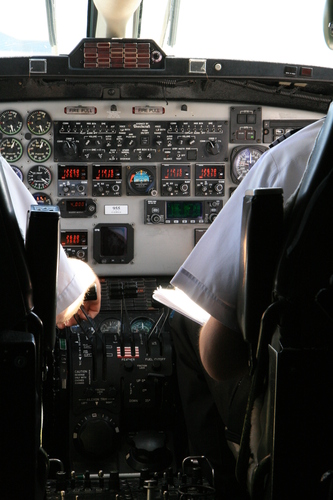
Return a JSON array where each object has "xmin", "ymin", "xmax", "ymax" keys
[
  {"xmin": 171, "ymin": 119, "xmax": 324, "ymax": 380},
  {"xmin": 1, "ymin": 156, "xmax": 101, "ymax": 327},
  {"xmin": 199, "ymin": 316, "xmax": 249, "ymax": 381}
]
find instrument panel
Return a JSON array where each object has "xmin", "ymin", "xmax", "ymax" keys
[{"xmin": 0, "ymin": 100, "xmax": 323, "ymax": 277}]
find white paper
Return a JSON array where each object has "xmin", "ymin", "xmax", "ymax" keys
[{"xmin": 153, "ymin": 287, "xmax": 210, "ymax": 326}]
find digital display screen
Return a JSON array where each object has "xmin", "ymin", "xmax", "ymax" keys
[
  {"xmin": 162, "ymin": 165, "xmax": 190, "ymax": 179},
  {"xmin": 61, "ymin": 231, "xmax": 87, "ymax": 246},
  {"xmin": 93, "ymin": 224, "xmax": 134, "ymax": 264},
  {"xmin": 100, "ymin": 226, "xmax": 127, "ymax": 256},
  {"xmin": 58, "ymin": 165, "xmax": 87, "ymax": 180},
  {"xmin": 166, "ymin": 201, "xmax": 202, "ymax": 219},
  {"xmin": 66, "ymin": 200, "xmax": 86, "ymax": 212},
  {"xmin": 196, "ymin": 165, "xmax": 224, "ymax": 179},
  {"xmin": 93, "ymin": 165, "xmax": 121, "ymax": 180}
]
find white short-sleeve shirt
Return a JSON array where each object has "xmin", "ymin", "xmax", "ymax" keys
[
  {"xmin": 171, "ymin": 118, "xmax": 324, "ymax": 332},
  {"xmin": 2, "ymin": 156, "xmax": 95, "ymax": 316}
]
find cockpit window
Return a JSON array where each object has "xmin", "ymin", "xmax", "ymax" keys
[
  {"xmin": 0, "ymin": 0, "xmax": 88, "ymax": 57},
  {"xmin": 0, "ymin": 0, "xmax": 332, "ymax": 69}
]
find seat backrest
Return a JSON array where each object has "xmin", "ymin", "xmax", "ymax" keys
[
  {"xmin": 272, "ymin": 103, "xmax": 333, "ymax": 344},
  {"xmin": 0, "ymin": 162, "xmax": 33, "ymax": 330},
  {"xmin": 0, "ymin": 162, "xmax": 43, "ymax": 498},
  {"xmin": 237, "ymin": 187, "xmax": 283, "ymax": 360},
  {"xmin": 235, "ymin": 101, "xmax": 333, "ymax": 498},
  {"xmin": 0, "ymin": 161, "xmax": 59, "ymax": 499}
]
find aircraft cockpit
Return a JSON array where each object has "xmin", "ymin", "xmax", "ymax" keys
[{"xmin": 1, "ymin": 1, "xmax": 333, "ymax": 498}]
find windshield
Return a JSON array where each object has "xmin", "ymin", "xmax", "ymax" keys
[{"xmin": 0, "ymin": 0, "xmax": 332, "ymax": 69}]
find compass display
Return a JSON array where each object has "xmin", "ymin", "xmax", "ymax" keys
[{"xmin": 127, "ymin": 166, "xmax": 156, "ymax": 195}]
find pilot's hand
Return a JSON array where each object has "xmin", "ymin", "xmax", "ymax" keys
[
  {"xmin": 79, "ymin": 280, "xmax": 102, "ymax": 321},
  {"xmin": 56, "ymin": 279, "xmax": 101, "ymax": 329}
]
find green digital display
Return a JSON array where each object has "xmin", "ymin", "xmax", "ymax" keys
[{"xmin": 166, "ymin": 201, "xmax": 202, "ymax": 219}]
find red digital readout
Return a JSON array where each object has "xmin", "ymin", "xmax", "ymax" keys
[
  {"xmin": 164, "ymin": 167, "xmax": 184, "ymax": 179},
  {"xmin": 65, "ymin": 234, "xmax": 80, "ymax": 245},
  {"xmin": 198, "ymin": 167, "xmax": 219, "ymax": 179},
  {"xmin": 59, "ymin": 166, "xmax": 87, "ymax": 180},
  {"xmin": 66, "ymin": 200, "xmax": 86, "ymax": 211},
  {"xmin": 93, "ymin": 165, "xmax": 121, "ymax": 180},
  {"xmin": 95, "ymin": 168, "xmax": 116, "ymax": 180},
  {"xmin": 61, "ymin": 232, "xmax": 87, "ymax": 246}
]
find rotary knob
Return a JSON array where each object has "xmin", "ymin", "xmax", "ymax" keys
[
  {"xmin": 74, "ymin": 413, "xmax": 119, "ymax": 458},
  {"xmin": 214, "ymin": 183, "xmax": 224, "ymax": 194},
  {"xmin": 205, "ymin": 140, "xmax": 221, "ymax": 155},
  {"xmin": 62, "ymin": 139, "xmax": 78, "ymax": 158},
  {"xmin": 126, "ymin": 430, "xmax": 173, "ymax": 472}
]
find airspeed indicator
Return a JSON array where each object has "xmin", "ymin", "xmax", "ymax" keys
[{"xmin": 230, "ymin": 146, "xmax": 267, "ymax": 184}]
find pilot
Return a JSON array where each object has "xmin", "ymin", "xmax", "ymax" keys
[
  {"xmin": 1, "ymin": 155, "xmax": 101, "ymax": 328},
  {"xmin": 169, "ymin": 117, "xmax": 325, "ymax": 494}
]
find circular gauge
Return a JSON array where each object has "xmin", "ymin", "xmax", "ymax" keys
[
  {"xmin": 27, "ymin": 165, "xmax": 52, "ymax": 190},
  {"xmin": 0, "ymin": 110, "xmax": 23, "ymax": 135},
  {"xmin": 27, "ymin": 138, "xmax": 52, "ymax": 162},
  {"xmin": 0, "ymin": 137, "xmax": 23, "ymax": 162},
  {"xmin": 32, "ymin": 193, "xmax": 52, "ymax": 205},
  {"xmin": 127, "ymin": 167, "xmax": 155, "ymax": 195},
  {"xmin": 130, "ymin": 318, "xmax": 155, "ymax": 334},
  {"xmin": 99, "ymin": 318, "xmax": 121, "ymax": 334},
  {"xmin": 230, "ymin": 146, "xmax": 267, "ymax": 184},
  {"xmin": 10, "ymin": 165, "xmax": 23, "ymax": 181},
  {"xmin": 27, "ymin": 110, "xmax": 52, "ymax": 135}
]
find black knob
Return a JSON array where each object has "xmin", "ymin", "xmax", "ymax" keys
[
  {"xmin": 62, "ymin": 139, "xmax": 78, "ymax": 158},
  {"xmin": 126, "ymin": 430, "xmax": 173, "ymax": 472},
  {"xmin": 76, "ymin": 416, "xmax": 118, "ymax": 458},
  {"xmin": 150, "ymin": 214, "xmax": 161, "ymax": 224},
  {"xmin": 205, "ymin": 140, "xmax": 221, "ymax": 155},
  {"xmin": 214, "ymin": 183, "xmax": 224, "ymax": 194}
]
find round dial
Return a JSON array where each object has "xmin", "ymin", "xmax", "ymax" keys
[
  {"xmin": 27, "ymin": 165, "xmax": 52, "ymax": 190},
  {"xmin": 0, "ymin": 137, "xmax": 23, "ymax": 162},
  {"xmin": 27, "ymin": 110, "xmax": 52, "ymax": 135},
  {"xmin": 10, "ymin": 165, "xmax": 23, "ymax": 181},
  {"xmin": 27, "ymin": 138, "xmax": 52, "ymax": 162},
  {"xmin": 230, "ymin": 146, "xmax": 267, "ymax": 184},
  {"xmin": 99, "ymin": 318, "xmax": 121, "ymax": 334},
  {"xmin": 127, "ymin": 167, "xmax": 155, "ymax": 195},
  {"xmin": 73, "ymin": 412, "xmax": 119, "ymax": 458},
  {"xmin": 130, "ymin": 318, "xmax": 155, "ymax": 334},
  {"xmin": 0, "ymin": 110, "xmax": 23, "ymax": 135},
  {"xmin": 32, "ymin": 193, "xmax": 52, "ymax": 205}
]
